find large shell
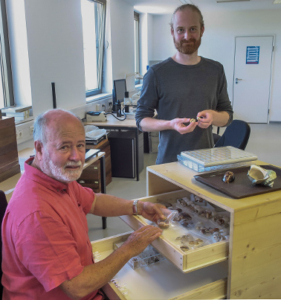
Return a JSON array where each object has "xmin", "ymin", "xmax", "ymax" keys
[{"xmin": 247, "ymin": 165, "xmax": 277, "ymax": 187}]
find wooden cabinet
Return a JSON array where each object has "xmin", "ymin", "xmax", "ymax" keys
[
  {"xmin": 91, "ymin": 161, "xmax": 281, "ymax": 299},
  {"xmin": 91, "ymin": 232, "xmax": 228, "ymax": 300},
  {"xmin": 83, "ymin": 139, "xmax": 112, "ymax": 192},
  {"xmin": 78, "ymin": 159, "xmax": 101, "ymax": 193},
  {"xmin": 0, "ymin": 118, "xmax": 20, "ymax": 182}
]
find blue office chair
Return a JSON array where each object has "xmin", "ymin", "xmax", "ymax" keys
[{"xmin": 214, "ymin": 120, "xmax": 251, "ymax": 150}]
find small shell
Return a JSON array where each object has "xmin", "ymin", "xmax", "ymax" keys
[
  {"xmin": 222, "ymin": 171, "xmax": 235, "ymax": 183},
  {"xmin": 190, "ymin": 118, "xmax": 196, "ymax": 123},
  {"xmin": 157, "ymin": 219, "xmax": 170, "ymax": 229},
  {"xmin": 180, "ymin": 245, "xmax": 190, "ymax": 252}
]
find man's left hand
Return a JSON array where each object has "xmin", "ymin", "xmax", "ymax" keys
[{"xmin": 197, "ymin": 110, "xmax": 213, "ymax": 128}]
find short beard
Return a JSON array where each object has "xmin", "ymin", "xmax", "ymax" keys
[
  {"xmin": 41, "ymin": 150, "xmax": 83, "ymax": 183},
  {"xmin": 173, "ymin": 36, "xmax": 201, "ymax": 55}
]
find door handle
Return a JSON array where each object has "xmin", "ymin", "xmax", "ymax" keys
[{"xmin": 235, "ymin": 78, "xmax": 242, "ymax": 84}]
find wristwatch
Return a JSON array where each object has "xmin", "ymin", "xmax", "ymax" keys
[{"xmin": 132, "ymin": 199, "xmax": 139, "ymax": 215}]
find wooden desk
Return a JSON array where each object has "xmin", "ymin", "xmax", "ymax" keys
[
  {"xmin": 84, "ymin": 114, "xmax": 142, "ymax": 181},
  {"xmin": 0, "ymin": 148, "xmax": 107, "ymax": 228}
]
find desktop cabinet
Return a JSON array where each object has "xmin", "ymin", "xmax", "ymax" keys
[
  {"xmin": 108, "ymin": 131, "xmax": 144, "ymax": 178},
  {"xmin": 91, "ymin": 161, "xmax": 281, "ymax": 299}
]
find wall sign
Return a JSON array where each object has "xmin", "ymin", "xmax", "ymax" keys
[{"xmin": 246, "ymin": 46, "xmax": 260, "ymax": 64}]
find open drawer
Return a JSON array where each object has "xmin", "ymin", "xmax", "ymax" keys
[
  {"xmin": 91, "ymin": 232, "xmax": 227, "ymax": 300},
  {"xmin": 120, "ymin": 190, "xmax": 229, "ymax": 273}
]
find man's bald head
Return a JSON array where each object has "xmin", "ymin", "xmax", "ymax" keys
[{"xmin": 33, "ymin": 109, "xmax": 84, "ymax": 145}]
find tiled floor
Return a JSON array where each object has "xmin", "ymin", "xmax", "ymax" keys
[{"xmin": 87, "ymin": 122, "xmax": 281, "ymax": 241}]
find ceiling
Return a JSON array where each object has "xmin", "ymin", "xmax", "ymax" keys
[{"xmin": 129, "ymin": 0, "xmax": 281, "ymax": 15}]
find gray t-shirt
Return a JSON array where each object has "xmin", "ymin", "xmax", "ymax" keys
[{"xmin": 135, "ymin": 57, "xmax": 233, "ymax": 164}]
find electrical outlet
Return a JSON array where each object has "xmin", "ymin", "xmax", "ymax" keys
[
  {"xmin": 30, "ymin": 125, "xmax": 34, "ymax": 135},
  {"xmin": 16, "ymin": 129, "xmax": 23, "ymax": 140}
]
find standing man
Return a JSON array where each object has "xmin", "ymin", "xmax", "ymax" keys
[
  {"xmin": 135, "ymin": 4, "xmax": 233, "ymax": 164},
  {"xmin": 2, "ymin": 109, "xmax": 164, "ymax": 300}
]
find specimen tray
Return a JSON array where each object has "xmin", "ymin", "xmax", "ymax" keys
[{"xmin": 194, "ymin": 165, "xmax": 281, "ymax": 199}]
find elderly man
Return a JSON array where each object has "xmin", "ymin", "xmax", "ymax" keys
[
  {"xmin": 2, "ymin": 109, "xmax": 164, "ymax": 300},
  {"xmin": 135, "ymin": 4, "xmax": 233, "ymax": 164}
]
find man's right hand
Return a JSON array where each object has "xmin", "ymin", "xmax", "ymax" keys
[
  {"xmin": 122, "ymin": 225, "xmax": 162, "ymax": 257},
  {"xmin": 170, "ymin": 118, "xmax": 198, "ymax": 134}
]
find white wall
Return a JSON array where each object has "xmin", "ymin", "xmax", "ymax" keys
[
  {"xmin": 150, "ymin": 9, "xmax": 281, "ymax": 122},
  {"xmin": 110, "ymin": 0, "xmax": 135, "ymax": 91},
  {"xmin": 24, "ymin": 0, "xmax": 86, "ymax": 117}
]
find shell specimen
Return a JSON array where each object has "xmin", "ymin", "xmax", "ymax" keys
[{"xmin": 222, "ymin": 171, "xmax": 235, "ymax": 183}]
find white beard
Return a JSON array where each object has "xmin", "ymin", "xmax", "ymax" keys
[{"xmin": 41, "ymin": 150, "xmax": 83, "ymax": 183}]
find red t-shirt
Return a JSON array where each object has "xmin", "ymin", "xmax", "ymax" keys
[{"xmin": 2, "ymin": 158, "xmax": 102, "ymax": 300}]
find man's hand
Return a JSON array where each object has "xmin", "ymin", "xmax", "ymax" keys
[
  {"xmin": 122, "ymin": 225, "xmax": 162, "ymax": 257},
  {"xmin": 170, "ymin": 118, "xmax": 197, "ymax": 134},
  {"xmin": 138, "ymin": 202, "xmax": 169, "ymax": 223},
  {"xmin": 197, "ymin": 110, "xmax": 213, "ymax": 129},
  {"xmin": 197, "ymin": 110, "xmax": 230, "ymax": 128}
]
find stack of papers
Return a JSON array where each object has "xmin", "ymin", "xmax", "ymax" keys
[{"xmin": 84, "ymin": 125, "xmax": 107, "ymax": 145}]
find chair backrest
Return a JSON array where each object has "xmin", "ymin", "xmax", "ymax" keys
[
  {"xmin": 0, "ymin": 191, "xmax": 8, "ymax": 299},
  {"xmin": 214, "ymin": 120, "xmax": 251, "ymax": 150}
]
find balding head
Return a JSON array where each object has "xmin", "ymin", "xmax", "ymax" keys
[
  {"xmin": 32, "ymin": 109, "xmax": 86, "ymax": 183},
  {"xmin": 33, "ymin": 109, "xmax": 84, "ymax": 145}
]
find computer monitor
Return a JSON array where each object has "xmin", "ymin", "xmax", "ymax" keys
[{"xmin": 113, "ymin": 79, "xmax": 127, "ymax": 111}]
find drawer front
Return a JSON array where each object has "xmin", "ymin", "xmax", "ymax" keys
[
  {"xmin": 120, "ymin": 189, "xmax": 229, "ymax": 273},
  {"xmin": 91, "ymin": 232, "xmax": 227, "ymax": 300},
  {"xmin": 78, "ymin": 160, "xmax": 101, "ymax": 192}
]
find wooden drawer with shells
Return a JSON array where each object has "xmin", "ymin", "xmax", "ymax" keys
[
  {"xmin": 121, "ymin": 189, "xmax": 229, "ymax": 273},
  {"xmin": 91, "ymin": 232, "xmax": 228, "ymax": 300}
]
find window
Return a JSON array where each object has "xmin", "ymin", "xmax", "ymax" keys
[
  {"xmin": 134, "ymin": 12, "xmax": 140, "ymax": 85},
  {"xmin": 81, "ymin": 0, "xmax": 106, "ymax": 97},
  {"xmin": 0, "ymin": 0, "xmax": 14, "ymax": 109}
]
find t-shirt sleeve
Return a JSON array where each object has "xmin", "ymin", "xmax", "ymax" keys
[
  {"xmin": 15, "ymin": 212, "xmax": 85, "ymax": 292},
  {"xmin": 135, "ymin": 68, "xmax": 159, "ymax": 131},
  {"xmin": 216, "ymin": 66, "xmax": 233, "ymax": 125}
]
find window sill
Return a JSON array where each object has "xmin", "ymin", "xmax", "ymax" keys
[{"xmin": 86, "ymin": 93, "xmax": 112, "ymax": 103}]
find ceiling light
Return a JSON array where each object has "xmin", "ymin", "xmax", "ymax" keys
[{"xmin": 217, "ymin": 0, "xmax": 250, "ymax": 3}]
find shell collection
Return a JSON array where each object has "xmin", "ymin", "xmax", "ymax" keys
[
  {"xmin": 128, "ymin": 245, "xmax": 165, "ymax": 270},
  {"xmin": 158, "ymin": 193, "xmax": 230, "ymax": 251}
]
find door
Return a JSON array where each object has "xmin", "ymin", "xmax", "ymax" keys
[{"xmin": 233, "ymin": 36, "xmax": 274, "ymax": 123}]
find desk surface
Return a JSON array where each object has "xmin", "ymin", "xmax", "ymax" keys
[
  {"xmin": 84, "ymin": 114, "xmax": 137, "ymax": 128},
  {"xmin": 0, "ymin": 148, "xmax": 105, "ymax": 202},
  {"xmin": 147, "ymin": 160, "xmax": 281, "ymax": 212}
]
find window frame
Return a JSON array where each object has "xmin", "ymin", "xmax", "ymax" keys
[
  {"xmin": 134, "ymin": 11, "xmax": 140, "ymax": 85},
  {"xmin": 82, "ymin": 0, "xmax": 107, "ymax": 98},
  {"xmin": 0, "ymin": 0, "xmax": 14, "ymax": 108}
]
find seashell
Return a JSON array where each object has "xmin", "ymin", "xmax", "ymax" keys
[
  {"xmin": 157, "ymin": 219, "xmax": 170, "ymax": 229},
  {"xmin": 247, "ymin": 165, "xmax": 277, "ymax": 187},
  {"xmin": 180, "ymin": 245, "xmax": 190, "ymax": 252},
  {"xmin": 194, "ymin": 238, "xmax": 203, "ymax": 246},
  {"xmin": 177, "ymin": 198, "xmax": 187, "ymax": 207},
  {"xmin": 190, "ymin": 118, "xmax": 196, "ymax": 123},
  {"xmin": 222, "ymin": 171, "xmax": 235, "ymax": 183}
]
